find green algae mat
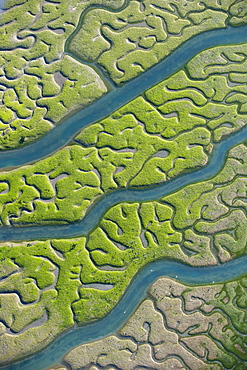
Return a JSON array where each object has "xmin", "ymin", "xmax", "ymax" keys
[{"xmin": 1, "ymin": 0, "xmax": 247, "ymax": 369}]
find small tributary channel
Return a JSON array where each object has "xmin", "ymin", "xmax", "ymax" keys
[{"xmin": 1, "ymin": 20, "xmax": 247, "ymax": 370}]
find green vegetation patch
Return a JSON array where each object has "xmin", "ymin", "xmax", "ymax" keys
[
  {"xmin": 1, "ymin": 0, "xmax": 246, "ymax": 149},
  {"xmin": 52, "ymin": 275, "xmax": 247, "ymax": 369},
  {"xmin": 0, "ymin": 0, "xmax": 129, "ymax": 150},
  {"xmin": 73, "ymin": 200, "xmax": 217, "ymax": 325},
  {"xmin": 0, "ymin": 42, "xmax": 247, "ymax": 226},
  {"xmin": 0, "ymin": 212, "xmax": 209, "ymax": 365},
  {"xmin": 72, "ymin": 141, "xmax": 247, "ymax": 324},
  {"xmin": 1, "ymin": 145, "xmax": 247, "ymax": 364},
  {"xmin": 1, "ymin": 1, "xmax": 247, "ymax": 368},
  {"xmin": 69, "ymin": 0, "xmax": 247, "ymax": 84},
  {"xmin": 0, "ymin": 237, "xmax": 94, "ymax": 365},
  {"xmin": 0, "ymin": 145, "xmax": 103, "ymax": 225},
  {"xmin": 163, "ymin": 143, "xmax": 247, "ymax": 261}
]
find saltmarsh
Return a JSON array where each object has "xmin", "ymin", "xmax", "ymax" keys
[
  {"xmin": 1, "ymin": 141, "xmax": 247, "ymax": 364},
  {"xmin": 69, "ymin": 0, "xmax": 247, "ymax": 84},
  {"xmin": 0, "ymin": 41, "xmax": 246, "ymax": 226}
]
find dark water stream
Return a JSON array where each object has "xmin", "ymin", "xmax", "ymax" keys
[
  {"xmin": 0, "ymin": 26, "xmax": 246, "ymax": 170},
  {"xmin": 1, "ymin": 120, "xmax": 247, "ymax": 242},
  {"xmin": 1, "ymin": 13, "xmax": 247, "ymax": 370},
  {"xmin": 4, "ymin": 256, "xmax": 247, "ymax": 370}
]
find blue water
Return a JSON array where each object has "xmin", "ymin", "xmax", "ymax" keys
[
  {"xmin": 1, "ymin": 121, "xmax": 247, "ymax": 242},
  {"xmin": 1, "ymin": 18, "xmax": 247, "ymax": 370},
  {"xmin": 0, "ymin": 25, "xmax": 246, "ymax": 170},
  {"xmin": 3, "ymin": 256, "xmax": 247, "ymax": 370},
  {"xmin": 0, "ymin": 0, "xmax": 4, "ymax": 12}
]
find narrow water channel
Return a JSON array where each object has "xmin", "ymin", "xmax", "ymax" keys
[
  {"xmin": 1, "ymin": 15, "xmax": 247, "ymax": 370},
  {"xmin": 1, "ymin": 120, "xmax": 247, "ymax": 243},
  {"xmin": 4, "ymin": 256, "xmax": 247, "ymax": 370},
  {"xmin": 0, "ymin": 25, "xmax": 246, "ymax": 170}
]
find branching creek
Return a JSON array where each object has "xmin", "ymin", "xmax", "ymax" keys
[{"xmin": 1, "ymin": 18, "xmax": 247, "ymax": 370}]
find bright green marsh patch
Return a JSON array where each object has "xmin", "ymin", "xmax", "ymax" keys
[
  {"xmin": 1, "ymin": 1, "xmax": 247, "ymax": 367},
  {"xmin": 0, "ymin": 42, "xmax": 246, "ymax": 226},
  {"xmin": 2, "ymin": 141, "xmax": 247, "ymax": 364},
  {"xmin": 69, "ymin": 0, "xmax": 247, "ymax": 84},
  {"xmin": 0, "ymin": 0, "xmax": 128, "ymax": 150},
  {"xmin": 1, "ymin": 0, "xmax": 247, "ymax": 149}
]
